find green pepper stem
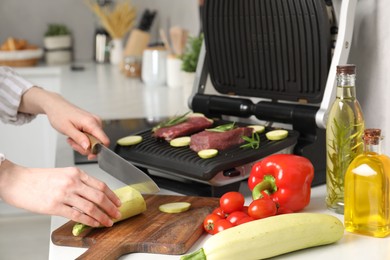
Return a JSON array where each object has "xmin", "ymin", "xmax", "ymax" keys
[
  {"xmin": 180, "ymin": 248, "xmax": 207, "ymax": 260},
  {"xmin": 252, "ymin": 175, "xmax": 278, "ymax": 200}
]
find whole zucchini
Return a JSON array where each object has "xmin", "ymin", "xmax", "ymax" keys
[
  {"xmin": 181, "ymin": 213, "xmax": 344, "ymax": 260},
  {"xmin": 72, "ymin": 185, "xmax": 146, "ymax": 236}
]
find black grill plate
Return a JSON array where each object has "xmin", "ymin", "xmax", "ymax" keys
[{"xmin": 115, "ymin": 121, "xmax": 298, "ymax": 182}]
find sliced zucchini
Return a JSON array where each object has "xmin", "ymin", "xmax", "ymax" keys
[
  {"xmin": 159, "ymin": 202, "xmax": 191, "ymax": 213},
  {"xmin": 117, "ymin": 135, "xmax": 143, "ymax": 146},
  {"xmin": 198, "ymin": 149, "xmax": 218, "ymax": 159},
  {"xmin": 170, "ymin": 136, "xmax": 191, "ymax": 147},
  {"xmin": 266, "ymin": 130, "xmax": 288, "ymax": 141},
  {"xmin": 248, "ymin": 125, "xmax": 265, "ymax": 133},
  {"xmin": 187, "ymin": 112, "xmax": 205, "ymax": 117}
]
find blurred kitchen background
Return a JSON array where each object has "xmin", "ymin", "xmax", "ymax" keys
[
  {"xmin": 0, "ymin": 0, "xmax": 388, "ymax": 148},
  {"xmin": 0, "ymin": 0, "xmax": 200, "ymax": 61},
  {"xmin": 1, "ymin": 0, "xmax": 390, "ymax": 259}
]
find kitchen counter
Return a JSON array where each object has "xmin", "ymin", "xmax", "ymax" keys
[
  {"xmin": 48, "ymin": 63, "xmax": 390, "ymax": 260},
  {"xmin": 58, "ymin": 63, "xmax": 191, "ymax": 120}
]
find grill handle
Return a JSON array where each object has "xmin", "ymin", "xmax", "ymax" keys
[
  {"xmin": 192, "ymin": 93, "xmax": 318, "ymax": 135},
  {"xmin": 192, "ymin": 94, "xmax": 254, "ymax": 118}
]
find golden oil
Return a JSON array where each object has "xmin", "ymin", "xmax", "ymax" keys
[
  {"xmin": 344, "ymin": 129, "xmax": 390, "ymax": 237},
  {"xmin": 326, "ymin": 64, "xmax": 364, "ymax": 213}
]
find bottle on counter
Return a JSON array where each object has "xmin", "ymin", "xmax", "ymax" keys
[
  {"xmin": 325, "ymin": 64, "xmax": 365, "ymax": 214},
  {"xmin": 123, "ymin": 55, "xmax": 142, "ymax": 78},
  {"xmin": 344, "ymin": 128, "xmax": 390, "ymax": 238},
  {"xmin": 94, "ymin": 28, "xmax": 110, "ymax": 63}
]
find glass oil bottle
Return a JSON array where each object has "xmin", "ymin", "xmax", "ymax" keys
[
  {"xmin": 344, "ymin": 129, "xmax": 390, "ymax": 237},
  {"xmin": 325, "ymin": 64, "xmax": 365, "ymax": 214}
]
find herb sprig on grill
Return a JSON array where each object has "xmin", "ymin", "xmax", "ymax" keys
[
  {"xmin": 152, "ymin": 112, "xmax": 190, "ymax": 132},
  {"xmin": 205, "ymin": 122, "xmax": 236, "ymax": 132},
  {"xmin": 240, "ymin": 132, "xmax": 261, "ymax": 149}
]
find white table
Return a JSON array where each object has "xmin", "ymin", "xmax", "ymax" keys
[{"xmin": 49, "ymin": 63, "xmax": 390, "ymax": 260}]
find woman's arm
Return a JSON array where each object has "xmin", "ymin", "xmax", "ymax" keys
[
  {"xmin": 0, "ymin": 66, "xmax": 35, "ymax": 124},
  {"xmin": 1, "ymin": 66, "xmax": 120, "ymax": 226},
  {"xmin": 0, "ymin": 159, "xmax": 121, "ymax": 227}
]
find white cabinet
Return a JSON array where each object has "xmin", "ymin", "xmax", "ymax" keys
[{"xmin": 0, "ymin": 67, "xmax": 61, "ymax": 168}]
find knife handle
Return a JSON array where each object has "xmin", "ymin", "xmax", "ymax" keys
[{"xmin": 84, "ymin": 133, "xmax": 101, "ymax": 155}]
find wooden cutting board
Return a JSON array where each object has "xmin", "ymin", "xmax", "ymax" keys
[{"xmin": 51, "ymin": 195, "xmax": 219, "ymax": 259}]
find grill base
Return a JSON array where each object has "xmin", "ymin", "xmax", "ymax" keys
[
  {"xmin": 145, "ymin": 171, "xmax": 243, "ymax": 197},
  {"xmin": 74, "ymin": 118, "xmax": 327, "ymax": 197}
]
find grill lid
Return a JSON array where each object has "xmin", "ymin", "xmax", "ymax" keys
[{"xmin": 203, "ymin": 0, "xmax": 331, "ymax": 103}]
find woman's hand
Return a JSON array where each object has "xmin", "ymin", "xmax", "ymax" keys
[
  {"xmin": 0, "ymin": 160, "xmax": 121, "ymax": 227},
  {"xmin": 19, "ymin": 87, "xmax": 110, "ymax": 159},
  {"xmin": 4, "ymin": 84, "xmax": 121, "ymax": 226},
  {"xmin": 46, "ymin": 96, "xmax": 109, "ymax": 160}
]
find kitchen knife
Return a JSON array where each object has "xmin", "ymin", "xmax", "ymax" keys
[{"xmin": 86, "ymin": 133, "xmax": 160, "ymax": 194}]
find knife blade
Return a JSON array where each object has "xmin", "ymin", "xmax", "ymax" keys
[{"xmin": 86, "ymin": 133, "xmax": 160, "ymax": 194}]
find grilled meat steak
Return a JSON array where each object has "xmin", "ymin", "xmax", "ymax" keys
[
  {"xmin": 190, "ymin": 127, "xmax": 253, "ymax": 152},
  {"xmin": 153, "ymin": 116, "xmax": 213, "ymax": 141}
]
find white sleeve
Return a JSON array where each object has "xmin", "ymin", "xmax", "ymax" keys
[
  {"xmin": 0, "ymin": 153, "xmax": 5, "ymax": 165},
  {"xmin": 0, "ymin": 66, "xmax": 37, "ymax": 125}
]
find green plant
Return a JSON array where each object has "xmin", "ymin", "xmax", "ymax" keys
[
  {"xmin": 181, "ymin": 33, "xmax": 204, "ymax": 73},
  {"xmin": 44, "ymin": 24, "xmax": 71, "ymax": 37}
]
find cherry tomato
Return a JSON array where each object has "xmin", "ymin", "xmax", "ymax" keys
[
  {"xmin": 248, "ymin": 198, "xmax": 277, "ymax": 220},
  {"xmin": 213, "ymin": 219, "xmax": 233, "ymax": 234},
  {"xmin": 219, "ymin": 191, "xmax": 245, "ymax": 214},
  {"xmin": 236, "ymin": 216, "xmax": 255, "ymax": 225},
  {"xmin": 212, "ymin": 207, "xmax": 228, "ymax": 218},
  {"xmin": 276, "ymin": 206, "xmax": 294, "ymax": 215},
  {"xmin": 241, "ymin": 205, "xmax": 249, "ymax": 215},
  {"xmin": 203, "ymin": 213, "xmax": 223, "ymax": 235},
  {"xmin": 226, "ymin": 211, "xmax": 248, "ymax": 226}
]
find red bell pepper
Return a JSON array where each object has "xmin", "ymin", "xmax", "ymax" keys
[{"xmin": 248, "ymin": 154, "xmax": 314, "ymax": 213}]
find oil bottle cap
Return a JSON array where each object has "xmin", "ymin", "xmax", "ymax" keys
[
  {"xmin": 363, "ymin": 128, "xmax": 382, "ymax": 145},
  {"xmin": 337, "ymin": 64, "xmax": 356, "ymax": 75}
]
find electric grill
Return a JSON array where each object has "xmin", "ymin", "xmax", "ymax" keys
[{"xmin": 87, "ymin": 0, "xmax": 357, "ymax": 197}]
